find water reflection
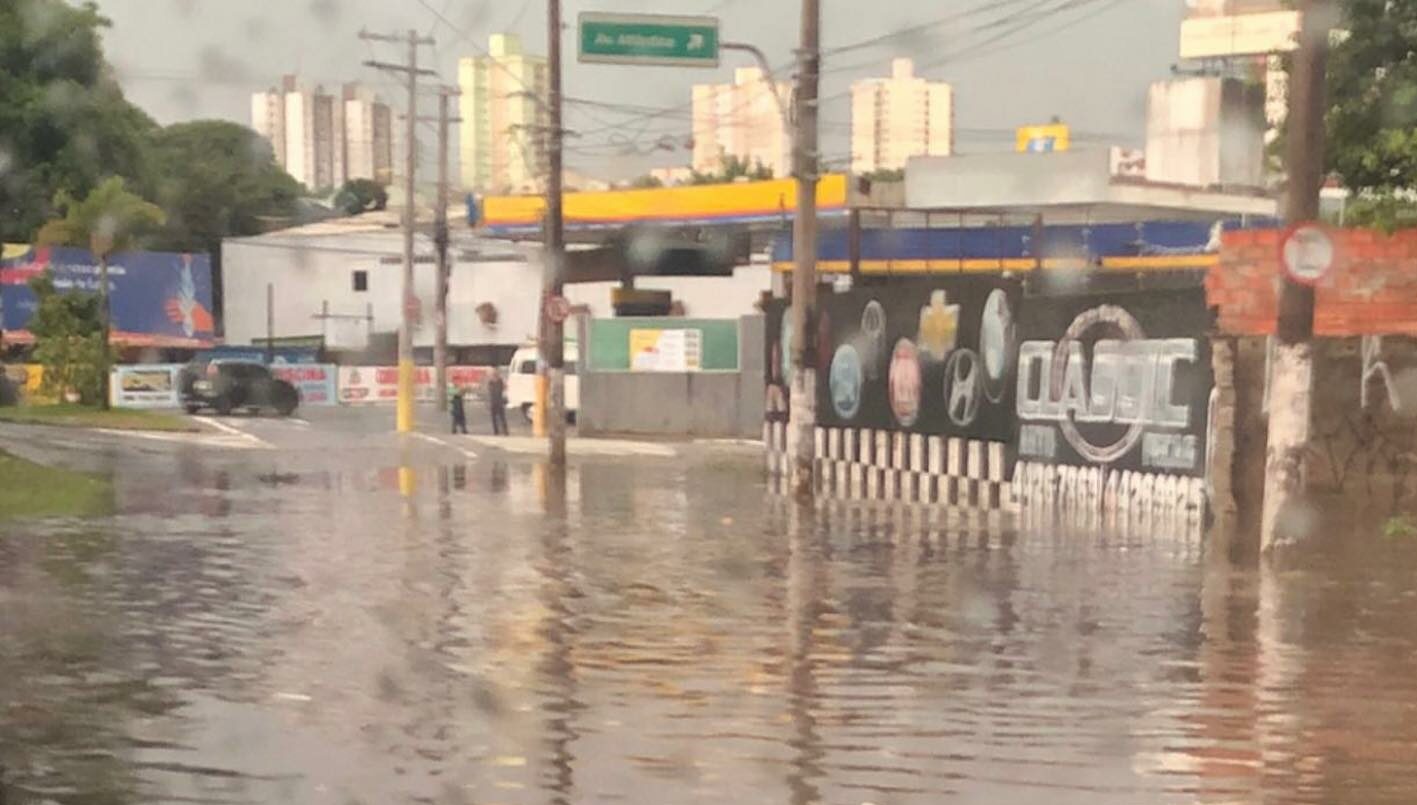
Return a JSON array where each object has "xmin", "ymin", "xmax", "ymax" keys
[{"xmin": 3, "ymin": 451, "xmax": 1417, "ymax": 803}]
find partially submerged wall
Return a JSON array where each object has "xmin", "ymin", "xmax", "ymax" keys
[{"xmin": 765, "ymin": 273, "xmax": 1214, "ymax": 532}]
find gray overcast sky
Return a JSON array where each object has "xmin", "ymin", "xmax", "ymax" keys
[{"xmin": 92, "ymin": 0, "xmax": 1187, "ymax": 180}]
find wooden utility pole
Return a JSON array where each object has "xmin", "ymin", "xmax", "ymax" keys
[
  {"xmin": 788, "ymin": 0, "xmax": 821, "ymax": 499},
  {"xmin": 433, "ymin": 88, "xmax": 460, "ymax": 413},
  {"xmin": 1261, "ymin": 0, "xmax": 1331, "ymax": 550},
  {"xmin": 362, "ymin": 28, "xmax": 435, "ymax": 434},
  {"xmin": 542, "ymin": 0, "xmax": 568, "ymax": 466}
]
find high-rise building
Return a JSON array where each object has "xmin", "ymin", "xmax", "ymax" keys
[
  {"xmin": 344, "ymin": 84, "xmax": 394, "ymax": 185},
  {"xmin": 250, "ymin": 76, "xmax": 392, "ymax": 192},
  {"xmin": 459, "ymin": 34, "xmax": 550, "ymax": 194},
  {"xmin": 850, "ymin": 58, "xmax": 953, "ymax": 175},
  {"xmin": 691, "ymin": 67, "xmax": 791, "ymax": 179}
]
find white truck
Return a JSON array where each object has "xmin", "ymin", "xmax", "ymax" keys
[{"xmin": 505, "ymin": 341, "xmax": 579, "ymax": 423}]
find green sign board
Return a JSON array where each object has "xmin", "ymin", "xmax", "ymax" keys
[
  {"xmin": 578, "ymin": 12, "xmax": 720, "ymax": 68},
  {"xmin": 588, "ymin": 318, "xmax": 740, "ymax": 373}
]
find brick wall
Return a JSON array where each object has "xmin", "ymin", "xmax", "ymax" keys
[{"xmin": 1208, "ymin": 228, "xmax": 1417, "ymax": 336}]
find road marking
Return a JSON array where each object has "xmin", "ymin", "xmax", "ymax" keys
[
  {"xmin": 193, "ymin": 416, "xmax": 274, "ymax": 449},
  {"xmin": 95, "ymin": 428, "xmax": 262, "ymax": 450},
  {"xmin": 411, "ymin": 431, "xmax": 479, "ymax": 460},
  {"xmin": 464, "ymin": 435, "xmax": 676, "ymax": 458},
  {"xmin": 286, "ymin": 418, "xmax": 311, "ymax": 428}
]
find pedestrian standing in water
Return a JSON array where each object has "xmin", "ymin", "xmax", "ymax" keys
[
  {"xmin": 450, "ymin": 384, "xmax": 468, "ymax": 434},
  {"xmin": 487, "ymin": 368, "xmax": 508, "ymax": 436}
]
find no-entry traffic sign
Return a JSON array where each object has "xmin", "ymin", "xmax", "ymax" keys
[
  {"xmin": 545, "ymin": 295, "xmax": 573, "ymax": 324},
  {"xmin": 1280, "ymin": 224, "xmax": 1335, "ymax": 286}
]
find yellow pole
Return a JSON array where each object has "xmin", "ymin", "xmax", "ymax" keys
[
  {"xmin": 397, "ymin": 358, "xmax": 416, "ymax": 433},
  {"xmin": 533, "ymin": 373, "xmax": 548, "ymax": 437}
]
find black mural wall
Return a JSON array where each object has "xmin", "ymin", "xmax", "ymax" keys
[
  {"xmin": 1014, "ymin": 286, "xmax": 1213, "ymax": 476},
  {"xmin": 766, "ymin": 278, "xmax": 1215, "ymax": 478}
]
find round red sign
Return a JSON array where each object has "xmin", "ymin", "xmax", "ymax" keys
[{"xmin": 1280, "ymin": 224, "xmax": 1335, "ymax": 286}]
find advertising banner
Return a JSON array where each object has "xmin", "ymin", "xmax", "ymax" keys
[
  {"xmin": 338, "ymin": 366, "xmax": 492, "ymax": 405},
  {"xmin": 272, "ymin": 364, "xmax": 338, "ymax": 406},
  {"xmin": 111, "ymin": 364, "xmax": 183, "ymax": 409},
  {"xmin": 2, "ymin": 363, "xmax": 50, "ymax": 403},
  {"xmin": 766, "ymin": 280, "xmax": 1214, "ymax": 477},
  {"xmin": 808, "ymin": 277, "xmax": 1023, "ymax": 442},
  {"xmin": 1014, "ymin": 288, "xmax": 1212, "ymax": 476},
  {"xmin": 0, "ymin": 246, "xmax": 215, "ymax": 348},
  {"xmin": 629, "ymin": 328, "xmax": 703, "ymax": 372}
]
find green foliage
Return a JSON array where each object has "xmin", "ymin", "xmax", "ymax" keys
[
  {"xmin": 36, "ymin": 176, "xmax": 164, "ymax": 255},
  {"xmin": 332, "ymin": 177, "xmax": 388, "ymax": 216},
  {"xmin": 147, "ymin": 120, "xmax": 304, "ymax": 251},
  {"xmin": 1383, "ymin": 513, "xmax": 1417, "ymax": 541},
  {"xmin": 0, "ymin": 449, "xmax": 113, "ymax": 519},
  {"xmin": 0, "ymin": 403, "xmax": 193, "ymax": 431},
  {"xmin": 0, "ymin": 0, "xmax": 157, "ymax": 242},
  {"xmin": 24, "ymin": 273, "xmax": 111, "ymax": 404},
  {"xmin": 628, "ymin": 174, "xmax": 664, "ymax": 189},
  {"xmin": 689, "ymin": 153, "xmax": 774, "ymax": 185},
  {"xmin": 1339, "ymin": 193, "xmax": 1417, "ymax": 233},
  {"xmin": 1327, "ymin": 0, "xmax": 1417, "ymax": 200}
]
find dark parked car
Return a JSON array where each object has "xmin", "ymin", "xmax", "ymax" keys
[{"xmin": 179, "ymin": 361, "xmax": 299, "ymax": 416}]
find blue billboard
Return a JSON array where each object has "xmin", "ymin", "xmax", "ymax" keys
[{"xmin": 0, "ymin": 246, "xmax": 215, "ymax": 348}]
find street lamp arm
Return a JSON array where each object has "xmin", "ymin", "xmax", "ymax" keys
[{"xmin": 720, "ymin": 41, "xmax": 790, "ymax": 130}]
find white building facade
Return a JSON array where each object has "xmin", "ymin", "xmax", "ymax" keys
[
  {"xmin": 850, "ymin": 59, "xmax": 954, "ymax": 174},
  {"xmin": 222, "ymin": 219, "xmax": 771, "ymax": 357},
  {"xmin": 691, "ymin": 67, "xmax": 791, "ymax": 178}
]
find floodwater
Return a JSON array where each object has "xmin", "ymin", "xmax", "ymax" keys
[{"xmin": 3, "ymin": 441, "xmax": 1417, "ymax": 804}]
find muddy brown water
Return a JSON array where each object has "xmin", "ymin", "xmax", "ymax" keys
[{"xmin": 3, "ymin": 449, "xmax": 1417, "ymax": 804}]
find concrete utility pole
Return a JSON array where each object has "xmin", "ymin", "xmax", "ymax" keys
[
  {"xmin": 362, "ymin": 28, "xmax": 436, "ymax": 434},
  {"xmin": 1261, "ymin": 0, "xmax": 1331, "ymax": 551},
  {"xmin": 542, "ymin": 0, "xmax": 568, "ymax": 466},
  {"xmin": 788, "ymin": 0, "xmax": 821, "ymax": 499},
  {"xmin": 433, "ymin": 87, "xmax": 461, "ymax": 413}
]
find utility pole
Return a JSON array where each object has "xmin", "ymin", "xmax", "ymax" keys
[
  {"xmin": 542, "ymin": 0, "xmax": 568, "ymax": 466},
  {"xmin": 788, "ymin": 0, "xmax": 821, "ymax": 499},
  {"xmin": 1261, "ymin": 0, "xmax": 1331, "ymax": 550},
  {"xmin": 433, "ymin": 87, "xmax": 460, "ymax": 413},
  {"xmin": 362, "ymin": 28, "xmax": 436, "ymax": 434},
  {"xmin": 266, "ymin": 282, "xmax": 275, "ymax": 364}
]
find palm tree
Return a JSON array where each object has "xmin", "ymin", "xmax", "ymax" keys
[{"xmin": 37, "ymin": 177, "xmax": 165, "ymax": 408}]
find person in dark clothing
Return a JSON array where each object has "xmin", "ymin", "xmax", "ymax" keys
[
  {"xmin": 487, "ymin": 369, "xmax": 508, "ymax": 436},
  {"xmin": 450, "ymin": 385, "xmax": 468, "ymax": 434}
]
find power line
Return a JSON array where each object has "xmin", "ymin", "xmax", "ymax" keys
[{"xmin": 820, "ymin": 0, "xmax": 1040, "ymax": 58}]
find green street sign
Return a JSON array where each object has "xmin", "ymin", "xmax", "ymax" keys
[{"xmin": 578, "ymin": 12, "xmax": 720, "ymax": 67}]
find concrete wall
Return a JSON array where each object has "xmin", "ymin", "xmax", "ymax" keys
[
  {"xmin": 223, "ymin": 233, "xmax": 542, "ymax": 349},
  {"xmin": 579, "ymin": 314, "xmax": 765, "ymax": 439},
  {"xmin": 1145, "ymin": 77, "xmax": 1264, "ymax": 189}
]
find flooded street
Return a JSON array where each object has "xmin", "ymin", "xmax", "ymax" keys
[{"xmin": 3, "ymin": 419, "xmax": 1417, "ymax": 804}]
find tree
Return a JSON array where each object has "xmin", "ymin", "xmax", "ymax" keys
[
  {"xmin": 333, "ymin": 178, "xmax": 389, "ymax": 216},
  {"xmin": 0, "ymin": 0, "xmax": 157, "ymax": 242},
  {"xmin": 1325, "ymin": 0, "xmax": 1417, "ymax": 227},
  {"xmin": 689, "ymin": 153, "xmax": 774, "ymax": 185},
  {"xmin": 628, "ymin": 174, "xmax": 665, "ymax": 189},
  {"xmin": 144, "ymin": 121, "xmax": 303, "ymax": 327},
  {"xmin": 26, "ymin": 273, "xmax": 110, "ymax": 405},
  {"xmin": 36, "ymin": 177, "xmax": 164, "ymax": 408}
]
